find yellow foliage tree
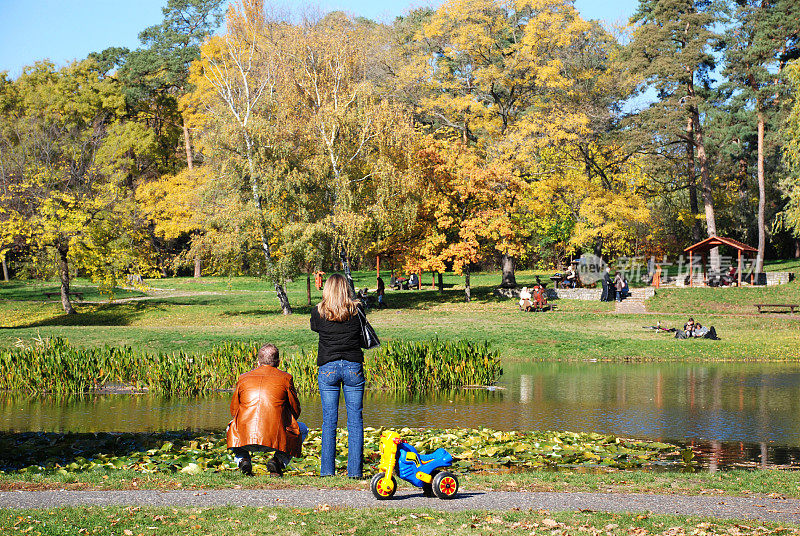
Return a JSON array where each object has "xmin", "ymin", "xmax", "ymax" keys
[{"xmin": 412, "ymin": 136, "xmax": 528, "ymax": 300}]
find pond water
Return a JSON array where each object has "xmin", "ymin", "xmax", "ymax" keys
[{"xmin": 3, "ymin": 362, "xmax": 800, "ymax": 469}]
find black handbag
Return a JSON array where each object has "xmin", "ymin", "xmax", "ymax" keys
[{"xmin": 356, "ymin": 307, "xmax": 380, "ymax": 349}]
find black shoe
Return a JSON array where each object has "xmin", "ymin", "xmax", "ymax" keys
[
  {"xmin": 238, "ymin": 459, "xmax": 253, "ymax": 476},
  {"xmin": 266, "ymin": 459, "xmax": 284, "ymax": 477}
]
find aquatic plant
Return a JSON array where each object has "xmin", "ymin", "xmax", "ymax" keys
[
  {"xmin": 0, "ymin": 427, "xmax": 686, "ymax": 476},
  {"xmin": 0, "ymin": 337, "xmax": 501, "ymax": 395}
]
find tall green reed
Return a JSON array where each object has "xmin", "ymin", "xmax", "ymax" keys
[{"xmin": 0, "ymin": 337, "xmax": 501, "ymax": 396}]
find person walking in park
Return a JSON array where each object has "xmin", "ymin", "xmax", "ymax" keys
[
  {"xmin": 376, "ymin": 276, "xmax": 385, "ymax": 308},
  {"xmin": 226, "ymin": 343, "xmax": 307, "ymax": 477},
  {"xmin": 310, "ymin": 273, "xmax": 367, "ymax": 478},
  {"xmin": 614, "ymin": 271, "xmax": 624, "ymax": 302}
]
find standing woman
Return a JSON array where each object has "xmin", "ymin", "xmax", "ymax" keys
[{"xmin": 310, "ymin": 273, "xmax": 366, "ymax": 478}]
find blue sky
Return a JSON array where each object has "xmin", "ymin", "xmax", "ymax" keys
[{"xmin": 0, "ymin": 0, "xmax": 638, "ymax": 78}]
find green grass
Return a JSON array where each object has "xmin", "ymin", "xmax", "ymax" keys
[
  {"xmin": 648, "ymin": 280, "xmax": 800, "ymax": 315},
  {"xmin": 1, "ymin": 505, "xmax": 798, "ymax": 535},
  {"xmin": 766, "ymin": 259, "xmax": 800, "ymax": 272},
  {"xmin": 4, "ymin": 467, "xmax": 800, "ymax": 498},
  {"xmin": 1, "ymin": 272, "xmax": 799, "ymax": 361}
]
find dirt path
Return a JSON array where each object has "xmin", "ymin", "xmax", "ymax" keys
[{"xmin": 2, "ymin": 489, "xmax": 799, "ymax": 523}]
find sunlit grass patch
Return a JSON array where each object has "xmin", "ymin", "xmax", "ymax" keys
[{"xmin": 2, "ymin": 506, "xmax": 798, "ymax": 534}]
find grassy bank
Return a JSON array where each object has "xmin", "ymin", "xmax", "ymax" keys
[
  {"xmin": 4, "ymin": 466, "xmax": 800, "ymax": 498},
  {"xmin": 647, "ymin": 281, "xmax": 800, "ymax": 315},
  {"xmin": 2, "ymin": 273, "xmax": 799, "ymax": 362},
  {"xmin": 4, "ymin": 506, "xmax": 798, "ymax": 536}
]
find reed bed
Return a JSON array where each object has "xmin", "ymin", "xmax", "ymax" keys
[{"xmin": 0, "ymin": 338, "xmax": 501, "ymax": 396}]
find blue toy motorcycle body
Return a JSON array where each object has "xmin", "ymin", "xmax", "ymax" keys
[{"xmin": 371, "ymin": 431, "xmax": 459, "ymax": 500}]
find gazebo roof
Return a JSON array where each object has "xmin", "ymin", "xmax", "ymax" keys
[{"xmin": 684, "ymin": 236, "xmax": 758, "ymax": 254}]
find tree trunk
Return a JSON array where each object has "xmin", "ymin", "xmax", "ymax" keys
[
  {"xmin": 499, "ymin": 254, "xmax": 517, "ymax": 288},
  {"xmin": 755, "ymin": 109, "xmax": 766, "ymax": 273},
  {"xmin": 437, "ymin": 272, "xmax": 444, "ymax": 292},
  {"xmin": 341, "ymin": 248, "xmax": 355, "ymax": 295},
  {"xmin": 1, "ymin": 254, "xmax": 8, "ymax": 281},
  {"xmin": 244, "ymin": 133, "xmax": 292, "ymax": 315},
  {"xmin": 692, "ymin": 109, "xmax": 720, "ymax": 271},
  {"xmin": 194, "ymin": 256, "xmax": 201, "ymax": 278},
  {"xmin": 464, "ymin": 264, "xmax": 471, "ymax": 302},
  {"xmin": 56, "ymin": 241, "xmax": 76, "ymax": 315},
  {"xmin": 183, "ymin": 115, "xmax": 193, "ymax": 170},
  {"xmin": 306, "ymin": 275, "xmax": 312, "ymax": 306},
  {"xmin": 794, "ymin": 237, "xmax": 800, "ymax": 259},
  {"xmin": 686, "ymin": 117, "xmax": 702, "ymax": 242},
  {"xmin": 240, "ymin": 239, "xmax": 250, "ymax": 274}
]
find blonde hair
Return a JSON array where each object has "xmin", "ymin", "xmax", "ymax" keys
[{"xmin": 318, "ymin": 273, "xmax": 359, "ymax": 321}]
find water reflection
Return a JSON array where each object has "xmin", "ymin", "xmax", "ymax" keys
[{"xmin": 2, "ymin": 362, "xmax": 800, "ymax": 469}]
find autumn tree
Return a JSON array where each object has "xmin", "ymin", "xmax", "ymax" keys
[
  {"xmin": 780, "ymin": 62, "xmax": 800, "ymax": 251},
  {"xmin": 0, "ymin": 60, "xmax": 152, "ymax": 313},
  {"xmin": 394, "ymin": 0, "xmax": 597, "ymax": 283},
  {"xmin": 411, "ymin": 137, "xmax": 528, "ymax": 301},
  {"xmin": 624, "ymin": 0, "xmax": 723, "ymax": 267},
  {"xmin": 186, "ymin": 0, "xmax": 299, "ymax": 313},
  {"xmin": 276, "ymin": 11, "xmax": 418, "ymax": 292}
]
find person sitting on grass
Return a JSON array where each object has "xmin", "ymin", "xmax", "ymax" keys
[
  {"xmin": 683, "ymin": 318, "xmax": 696, "ymax": 337},
  {"xmin": 519, "ymin": 287, "xmax": 533, "ymax": 312},
  {"xmin": 676, "ymin": 318, "xmax": 718, "ymax": 340},
  {"xmin": 227, "ymin": 343, "xmax": 308, "ymax": 476},
  {"xmin": 691, "ymin": 322, "xmax": 717, "ymax": 339}
]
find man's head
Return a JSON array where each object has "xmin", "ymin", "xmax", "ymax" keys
[{"xmin": 257, "ymin": 344, "xmax": 280, "ymax": 367}]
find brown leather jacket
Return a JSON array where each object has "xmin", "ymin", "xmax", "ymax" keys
[{"xmin": 226, "ymin": 365, "xmax": 302, "ymax": 457}]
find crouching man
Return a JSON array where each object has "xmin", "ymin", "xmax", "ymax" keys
[{"xmin": 227, "ymin": 343, "xmax": 308, "ymax": 476}]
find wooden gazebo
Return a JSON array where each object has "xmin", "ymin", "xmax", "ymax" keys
[{"xmin": 684, "ymin": 236, "xmax": 758, "ymax": 287}]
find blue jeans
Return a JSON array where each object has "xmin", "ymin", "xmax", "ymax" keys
[
  {"xmin": 318, "ymin": 360, "xmax": 365, "ymax": 477},
  {"xmin": 231, "ymin": 422, "xmax": 308, "ymax": 469}
]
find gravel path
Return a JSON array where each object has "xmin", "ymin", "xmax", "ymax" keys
[{"xmin": 2, "ymin": 489, "xmax": 799, "ymax": 524}]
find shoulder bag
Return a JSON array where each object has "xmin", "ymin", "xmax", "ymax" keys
[{"xmin": 356, "ymin": 307, "xmax": 380, "ymax": 349}]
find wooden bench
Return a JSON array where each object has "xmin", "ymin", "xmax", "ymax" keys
[
  {"xmin": 755, "ymin": 303, "xmax": 800, "ymax": 314},
  {"xmin": 44, "ymin": 291, "xmax": 84, "ymax": 301}
]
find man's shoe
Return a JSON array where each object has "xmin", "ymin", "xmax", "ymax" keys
[
  {"xmin": 266, "ymin": 459, "xmax": 284, "ymax": 477},
  {"xmin": 238, "ymin": 459, "xmax": 253, "ymax": 476}
]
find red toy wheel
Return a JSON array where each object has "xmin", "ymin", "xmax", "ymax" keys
[
  {"xmin": 370, "ymin": 472, "xmax": 397, "ymax": 500},
  {"xmin": 432, "ymin": 471, "xmax": 459, "ymax": 499}
]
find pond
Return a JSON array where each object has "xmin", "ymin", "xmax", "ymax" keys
[{"xmin": 3, "ymin": 362, "xmax": 800, "ymax": 469}]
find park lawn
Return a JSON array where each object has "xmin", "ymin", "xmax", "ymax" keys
[
  {"xmin": 647, "ymin": 280, "xmax": 800, "ymax": 315},
  {"xmin": 1, "ymin": 272, "xmax": 799, "ymax": 361},
  {"xmin": 765, "ymin": 259, "xmax": 800, "ymax": 272},
  {"xmin": 3, "ymin": 468, "xmax": 800, "ymax": 498},
  {"xmin": 4, "ymin": 506, "xmax": 797, "ymax": 536}
]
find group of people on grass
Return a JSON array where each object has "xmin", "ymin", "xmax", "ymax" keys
[
  {"xmin": 645, "ymin": 318, "xmax": 719, "ymax": 340},
  {"xmin": 518, "ymin": 279, "xmax": 549, "ymax": 312},
  {"xmin": 227, "ymin": 273, "xmax": 367, "ymax": 478},
  {"xmin": 676, "ymin": 317, "xmax": 718, "ymax": 340},
  {"xmin": 601, "ymin": 267, "xmax": 629, "ymax": 302}
]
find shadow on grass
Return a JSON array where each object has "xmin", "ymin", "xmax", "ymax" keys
[
  {"xmin": 0, "ymin": 430, "xmax": 222, "ymax": 471},
  {"xmin": 216, "ymin": 288, "xmax": 508, "ymax": 318},
  {"xmin": 374, "ymin": 287, "xmax": 505, "ymax": 310},
  {"xmin": 0, "ymin": 281, "xmax": 145, "ymax": 302},
  {"xmin": 2, "ymin": 299, "xmax": 179, "ymax": 329}
]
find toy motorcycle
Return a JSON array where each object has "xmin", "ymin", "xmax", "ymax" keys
[{"xmin": 370, "ymin": 430, "xmax": 459, "ymax": 500}]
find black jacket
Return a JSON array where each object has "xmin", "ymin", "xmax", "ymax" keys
[{"xmin": 310, "ymin": 306, "xmax": 364, "ymax": 366}]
